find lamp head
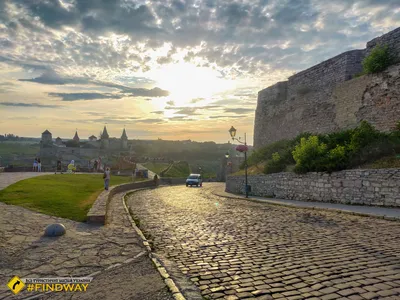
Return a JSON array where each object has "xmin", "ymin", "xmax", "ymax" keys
[
  {"xmin": 225, "ymin": 152, "xmax": 230, "ymax": 159},
  {"xmin": 228, "ymin": 126, "xmax": 237, "ymax": 140}
]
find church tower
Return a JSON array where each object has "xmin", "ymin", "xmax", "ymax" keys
[
  {"xmin": 101, "ymin": 126, "xmax": 109, "ymax": 149},
  {"xmin": 73, "ymin": 130, "xmax": 80, "ymax": 143},
  {"xmin": 121, "ymin": 128, "xmax": 128, "ymax": 150}
]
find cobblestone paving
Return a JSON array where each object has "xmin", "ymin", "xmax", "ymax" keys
[
  {"xmin": 0, "ymin": 188, "xmax": 171, "ymax": 300},
  {"xmin": 126, "ymin": 184, "xmax": 400, "ymax": 300}
]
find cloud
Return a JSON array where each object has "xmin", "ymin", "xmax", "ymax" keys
[
  {"xmin": 166, "ymin": 100, "xmax": 175, "ymax": 106},
  {"xmin": 164, "ymin": 105, "xmax": 221, "ymax": 116},
  {"xmin": 19, "ymin": 70, "xmax": 170, "ymax": 97},
  {"xmin": 191, "ymin": 98, "xmax": 205, "ymax": 103},
  {"xmin": 168, "ymin": 116, "xmax": 196, "ymax": 121},
  {"xmin": 152, "ymin": 111, "xmax": 165, "ymax": 114},
  {"xmin": 48, "ymin": 92, "xmax": 123, "ymax": 101},
  {"xmin": 224, "ymin": 108, "xmax": 254, "ymax": 114},
  {"xmin": 0, "ymin": 102, "xmax": 60, "ymax": 108},
  {"xmin": 137, "ymin": 118, "xmax": 165, "ymax": 124},
  {"xmin": 19, "ymin": 69, "xmax": 85, "ymax": 85},
  {"xmin": 175, "ymin": 107, "xmax": 199, "ymax": 116}
]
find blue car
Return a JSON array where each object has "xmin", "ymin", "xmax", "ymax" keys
[{"xmin": 186, "ymin": 174, "xmax": 203, "ymax": 187}]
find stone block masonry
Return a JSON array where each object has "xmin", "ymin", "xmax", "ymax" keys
[
  {"xmin": 254, "ymin": 27, "xmax": 400, "ymax": 148},
  {"xmin": 225, "ymin": 168, "xmax": 400, "ymax": 207}
]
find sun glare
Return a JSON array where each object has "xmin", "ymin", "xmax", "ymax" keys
[{"xmin": 149, "ymin": 62, "xmax": 234, "ymax": 106}]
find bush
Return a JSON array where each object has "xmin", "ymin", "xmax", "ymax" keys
[
  {"xmin": 292, "ymin": 136, "xmax": 328, "ymax": 173},
  {"xmin": 264, "ymin": 152, "xmax": 287, "ymax": 174},
  {"xmin": 362, "ymin": 45, "xmax": 393, "ymax": 74},
  {"xmin": 250, "ymin": 121, "xmax": 400, "ymax": 174},
  {"xmin": 245, "ymin": 139, "xmax": 293, "ymax": 168},
  {"xmin": 348, "ymin": 121, "xmax": 380, "ymax": 153}
]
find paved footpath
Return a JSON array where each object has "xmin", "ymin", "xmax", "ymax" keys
[
  {"xmin": 0, "ymin": 173, "xmax": 172, "ymax": 299},
  {"xmin": 211, "ymin": 185, "xmax": 400, "ymax": 221},
  {"xmin": 0, "ymin": 172, "xmax": 51, "ymax": 190},
  {"xmin": 126, "ymin": 183, "xmax": 400, "ymax": 300}
]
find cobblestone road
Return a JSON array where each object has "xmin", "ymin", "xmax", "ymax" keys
[{"xmin": 126, "ymin": 183, "xmax": 400, "ymax": 300}]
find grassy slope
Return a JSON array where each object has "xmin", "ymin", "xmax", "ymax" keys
[
  {"xmin": 163, "ymin": 161, "xmax": 191, "ymax": 177},
  {"xmin": 0, "ymin": 174, "xmax": 131, "ymax": 222},
  {"xmin": 142, "ymin": 162, "xmax": 170, "ymax": 175}
]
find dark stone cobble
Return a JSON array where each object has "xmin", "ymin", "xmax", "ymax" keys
[{"xmin": 127, "ymin": 184, "xmax": 400, "ymax": 300}]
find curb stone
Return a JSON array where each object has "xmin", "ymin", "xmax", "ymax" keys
[
  {"xmin": 122, "ymin": 189, "xmax": 192, "ymax": 300},
  {"xmin": 213, "ymin": 190, "xmax": 400, "ymax": 222}
]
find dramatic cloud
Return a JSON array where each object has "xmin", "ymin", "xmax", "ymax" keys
[
  {"xmin": 0, "ymin": 102, "xmax": 59, "ymax": 108},
  {"xmin": 137, "ymin": 118, "xmax": 165, "ymax": 124},
  {"xmin": 0, "ymin": 0, "xmax": 399, "ymax": 141},
  {"xmin": 48, "ymin": 93, "xmax": 123, "ymax": 101},
  {"xmin": 224, "ymin": 108, "xmax": 255, "ymax": 114},
  {"xmin": 20, "ymin": 70, "xmax": 169, "ymax": 97}
]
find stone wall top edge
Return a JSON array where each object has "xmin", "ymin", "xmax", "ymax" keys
[
  {"xmin": 288, "ymin": 49, "xmax": 365, "ymax": 82},
  {"xmin": 229, "ymin": 168, "xmax": 400, "ymax": 178},
  {"xmin": 258, "ymin": 81, "xmax": 288, "ymax": 95},
  {"xmin": 366, "ymin": 27, "xmax": 400, "ymax": 47}
]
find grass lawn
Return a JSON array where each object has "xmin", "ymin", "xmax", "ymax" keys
[{"xmin": 0, "ymin": 174, "xmax": 132, "ymax": 222}]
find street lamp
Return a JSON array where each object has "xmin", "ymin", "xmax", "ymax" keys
[{"xmin": 228, "ymin": 126, "xmax": 249, "ymax": 198}]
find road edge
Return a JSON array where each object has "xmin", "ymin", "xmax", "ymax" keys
[{"xmin": 122, "ymin": 189, "xmax": 188, "ymax": 300}]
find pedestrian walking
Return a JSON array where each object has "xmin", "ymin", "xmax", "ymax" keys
[
  {"xmin": 37, "ymin": 158, "xmax": 42, "ymax": 172},
  {"xmin": 153, "ymin": 174, "xmax": 159, "ymax": 186},
  {"xmin": 55, "ymin": 160, "xmax": 63, "ymax": 174},
  {"xmin": 103, "ymin": 167, "xmax": 111, "ymax": 190},
  {"xmin": 33, "ymin": 157, "xmax": 38, "ymax": 172},
  {"xmin": 93, "ymin": 160, "xmax": 98, "ymax": 173}
]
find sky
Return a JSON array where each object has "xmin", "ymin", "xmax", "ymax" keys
[{"xmin": 0, "ymin": 0, "xmax": 399, "ymax": 144}]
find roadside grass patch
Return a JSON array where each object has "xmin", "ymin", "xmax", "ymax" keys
[{"xmin": 0, "ymin": 174, "xmax": 131, "ymax": 222}]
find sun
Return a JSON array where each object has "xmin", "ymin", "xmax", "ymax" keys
[{"xmin": 149, "ymin": 62, "xmax": 234, "ymax": 105}]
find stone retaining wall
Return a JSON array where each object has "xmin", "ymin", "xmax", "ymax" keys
[
  {"xmin": 88, "ymin": 180, "xmax": 155, "ymax": 224},
  {"xmin": 225, "ymin": 169, "xmax": 400, "ymax": 207},
  {"xmin": 159, "ymin": 177, "xmax": 187, "ymax": 185}
]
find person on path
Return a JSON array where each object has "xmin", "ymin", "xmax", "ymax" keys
[
  {"xmin": 33, "ymin": 157, "xmax": 38, "ymax": 172},
  {"xmin": 103, "ymin": 167, "xmax": 111, "ymax": 190},
  {"xmin": 55, "ymin": 160, "xmax": 63, "ymax": 174},
  {"xmin": 153, "ymin": 174, "xmax": 159, "ymax": 186},
  {"xmin": 93, "ymin": 160, "xmax": 98, "ymax": 173},
  {"xmin": 37, "ymin": 158, "xmax": 42, "ymax": 172}
]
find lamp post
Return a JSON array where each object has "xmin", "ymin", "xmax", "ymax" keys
[{"xmin": 228, "ymin": 126, "xmax": 249, "ymax": 198}]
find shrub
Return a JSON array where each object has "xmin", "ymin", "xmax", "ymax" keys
[
  {"xmin": 324, "ymin": 145, "xmax": 348, "ymax": 172},
  {"xmin": 396, "ymin": 121, "xmax": 400, "ymax": 132},
  {"xmin": 362, "ymin": 45, "xmax": 393, "ymax": 74},
  {"xmin": 292, "ymin": 136, "xmax": 328, "ymax": 173},
  {"xmin": 348, "ymin": 121, "xmax": 380, "ymax": 153},
  {"xmin": 264, "ymin": 152, "xmax": 287, "ymax": 174},
  {"xmin": 245, "ymin": 139, "xmax": 293, "ymax": 168}
]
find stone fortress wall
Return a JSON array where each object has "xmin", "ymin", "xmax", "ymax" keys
[{"xmin": 254, "ymin": 27, "xmax": 400, "ymax": 148}]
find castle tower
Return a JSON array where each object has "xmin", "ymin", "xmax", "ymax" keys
[
  {"xmin": 73, "ymin": 131, "xmax": 80, "ymax": 143},
  {"xmin": 101, "ymin": 126, "xmax": 109, "ymax": 149},
  {"xmin": 41, "ymin": 129, "xmax": 52, "ymax": 146},
  {"xmin": 121, "ymin": 128, "xmax": 128, "ymax": 150}
]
